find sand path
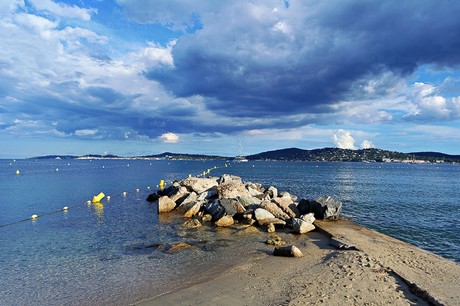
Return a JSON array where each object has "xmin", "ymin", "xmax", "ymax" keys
[{"xmin": 142, "ymin": 218, "xmax": 460, "ymax": 305}]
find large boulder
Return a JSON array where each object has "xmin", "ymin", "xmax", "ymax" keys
[
  {"xmin": 219, "ymin": 198, "xmax": 245, "ymax": 216},
  {"xmin": 292, "ymin": 218, "xmax": 315, "ymax": 234},
  {"xmin": 301, "ymin": 212, "xmax": 316, "ymax": 224},
  {"xmin": 218, "ymin": 174, "xmax": 243, "ymax": 185},
  {"xmin": 158, "ymin": 196, "xmax": 176, "ymax": 213},
  {"xmin": 203, "ymin": 200, "xmax": 226, "ymax": 221},
  {"xmin": 266, "ymin": 186, "xmax": 278, "ymax": 198},
  {"xmin": 181, "ymin": 177, "xmax": 218, "ymax": 194},
  {"xmin": 254, "ymin": 208, "xmax": 275, "ymax": 221},
  {"xmin": 259, "ymin": 200, "xmax": 290, "ymax": 220},
  {"xmin": 272, "ymin": 197, "xmax": 299, "ymax": 218},
  {"xmin": 197, "ymin": 186, "xmax": 218, "ymax": 201},
  {"xmin": 297, "ymin": 196, "xmax": 342, "ymax": 220},
  {"xmin": 158, "ymin": 181, "xmax": 180, "ymax": 197},
  {"xmin": 218, "ymin": 182, "xmax": 252, "ymax": 199},
  {"xmin": 169, "ymin": 186, "xmax": 190, "ymax": 203},
  {"xmin": 237, "ymin": 195, "xmax": 262, "ymax": 207},
  {"xmin": 183, "ymin": 201, "xmax": 203, "ymax": 218}
]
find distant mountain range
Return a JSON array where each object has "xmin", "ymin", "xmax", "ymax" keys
[
  {"xmin": 246, "ymin": 148, "xmax": 460, "ymax": 163},
  {"xmin": 30, "ymin": 148, "xmax": 460, "ymax": 163}
]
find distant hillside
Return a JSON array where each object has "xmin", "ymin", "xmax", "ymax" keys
[
  {"xmin": 28, "ymin": 148, "xmax": 460, "ymax": 163},
  {"xmin": 409, "ymin": 152, "xmax": 460, "ymax": 162},
  {"xmin": 30, "ymin": 155, "xmax": 78, "ymax": 160},
  {"xmin": 247, "ymin": 148, "xmax": 460, "ymax": 163},
  {"xmin": 140, "ymin": 152, "xmax": 228, "ymax": 160}
]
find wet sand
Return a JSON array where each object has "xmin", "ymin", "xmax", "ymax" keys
[{"xmin": 140, "ymin": 218, "xmax": 460, "ymax": 306}]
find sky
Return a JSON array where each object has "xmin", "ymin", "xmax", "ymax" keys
[{"xmin": 1, "ymin": 0, "xmax": 460, "ymax": 158}]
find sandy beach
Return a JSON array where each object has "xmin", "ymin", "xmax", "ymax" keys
[{"xmin": 141, "ymin": 219, "xmax": 460, "ymax": 306}]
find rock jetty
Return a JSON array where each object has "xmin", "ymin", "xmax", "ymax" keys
[{"xmin": 147, "ymin": 174, "xmax": 342, "ymax": 257}]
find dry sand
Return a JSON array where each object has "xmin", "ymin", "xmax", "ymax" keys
[{"xmin": 140, "ymin": 219, "xmax": 460, "ymax": 306}]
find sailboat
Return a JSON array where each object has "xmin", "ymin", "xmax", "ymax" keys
[{"xmin": 234, "ymin": 138, "xmax": 249, "ymax": 162}]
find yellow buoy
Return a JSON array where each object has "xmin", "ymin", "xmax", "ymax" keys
[
  {"xmin": 16, "ymin": 170, "xmax": 20, "ymax": 175},
  {"xmin": 159, "ymin": 180, "xmax": 165, "ymax": 189},
  {"xmin": 92, "ymin": 192, "xmax": 105, "ymax": 203}
]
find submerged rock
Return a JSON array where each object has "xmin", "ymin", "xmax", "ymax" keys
[
  {"xmin": 266, "ymin": 234, "xmax": 286, "ymax": 246},
  {"xmin": 214, "ymin": 215, "xmax": 234, "ymax": 227},
  {"xmin": 182, "ymin": 218, "xmax": 202, "ymax": 228}
]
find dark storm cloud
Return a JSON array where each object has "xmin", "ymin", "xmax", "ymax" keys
[{"xmin": 144, "ymin": 1, "xmax": 460, "ymax": 117}]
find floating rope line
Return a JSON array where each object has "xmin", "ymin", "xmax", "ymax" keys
[{"xmin": 0, "ymin": 163, "xmax": 229, "ymax": 228}]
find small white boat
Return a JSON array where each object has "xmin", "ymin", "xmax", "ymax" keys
[{"xmin": 234, "ymin": 138, "xmax": 249, "ymax": 162}]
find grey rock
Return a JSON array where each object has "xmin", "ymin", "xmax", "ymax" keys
[
  {"xmin": 273, "ymin": 245, "xmax": 304, "ymax": 257},
  {"xmin": 298, "ymin": 196, "xmax": 342, "ymax": 220},
  {"xmin": 183, "ymin": 201, "xmax": 202, "ymax": 218},
  {"xmin": 292, "ymin": 218, "xmax": 315, "ymax": 234},
  {"xmin": 259, "ymin": 200, "xmax": 290, "ymax": 220},
  {"xmin": 301, "ymin": 212, "xmax": 316, "ymax": 224},
  {"xmin": 219, "ymin": 198, "xmax": 243, "ymax": 216},
  {"xmin": 203, "ymin": 200, "xmax": 226, "ymax": 221},
  {"xmin": 181, "ymin": 177, "xmax": 218, "ymax": 194},
  {"xmin": 254, "ymin": 208, "xmax": 275, "ymax": 221},
  {"xmin": 266, "ymin": 186, "xmax": 278, "ymax": 198},
  {"xmin": 197, "ymin": 186, "xmax": 218, "ymax": 201},
  {"xmin": 218, "ymin": 174, "xmax": 243, "ymax": 185},
  {"xmin": 272, "ymin": 197, "xmax": 299, "ymax": 218}
]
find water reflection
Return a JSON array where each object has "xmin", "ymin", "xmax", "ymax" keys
[
  {"xmin": 92, "ymin": 202, "xmax": 104, "ymax": 224},
  {"xmin": 335, "ymin": 165, "xmax": 355, "ymax": 201}
]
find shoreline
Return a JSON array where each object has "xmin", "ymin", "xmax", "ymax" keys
[{"xmin": 140, "ymin": 218, "xmax": 460, "ymax": 306}]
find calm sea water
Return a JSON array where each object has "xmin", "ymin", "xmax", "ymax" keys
[{"xmin": 0, "ymin": 159, "xmax": 459, "ymax": 305}]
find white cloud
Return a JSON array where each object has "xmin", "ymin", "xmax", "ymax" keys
[
  {"xmin": 332, "ymin": 129, "xmax": 356, "ymax": 149},
  {"xmin": 75, "ymin": 129, "xmax": 98, "ymax": 136},
  {"xmin": 360, "ymin": 140, "xmax": 374, "ymax": 149},
  {"xmin": 404, "ymin": 81, "xmax": 460, "ymax": 120},
  {"xmin": 159, "ymin": 132, "xmax": 179, "ymax": 143},
  {"xmin": 0, "ymin": 0, "xmax": 23, "ymax": 17},
  {"xmin": 28, "ymin": 0, "xmax": 95, "ymax": 21}
]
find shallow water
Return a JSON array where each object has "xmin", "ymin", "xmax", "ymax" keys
[{"xmin": 0, "ymin": 159, "xmax": 459, "ymax": 305}]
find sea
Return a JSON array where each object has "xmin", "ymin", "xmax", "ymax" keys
[{"xmin": 0, "ymin": 159, "xmax": 459, "ymax": 305}]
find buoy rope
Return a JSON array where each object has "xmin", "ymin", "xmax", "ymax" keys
[{"xmin": 0, "ymin": 164, "xmax": 230, "ymax": 228}]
